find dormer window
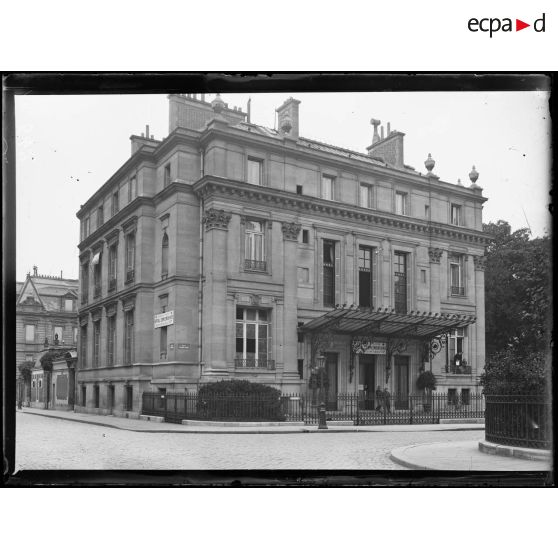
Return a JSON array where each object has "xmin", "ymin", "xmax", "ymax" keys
[
  {"xmin": 359, "ymin": 183, "xmax": 373, "ymax": 208},
  {"xmin": 395, "ymin": 192, "xmax": 408, "ymax": 216},
  {"xmin": 322, "ymin": 175, "xmax": 335, "ymax": 201}
]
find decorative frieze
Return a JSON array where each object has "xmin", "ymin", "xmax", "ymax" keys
[
  {"xmin": 203, "ymin": 208, "xmax": 231, "ymax": 231},
  {"xmin": 121, "ymin": 294, "xmax": 136, "ymax": 312},
  {"xmin": 428, "ymin": 247, "xmax": 444, "ymax": 263},
  {"xmin": 473, "ymin": 255, "xmax": 487, "ymax": 271},
  {"xmin": 104, "ymin": 302, "xmax": 118, "ymax": 317},
  {"xmin": 281, "ymin": 221, "xmax": 302, "ymax": 241}
]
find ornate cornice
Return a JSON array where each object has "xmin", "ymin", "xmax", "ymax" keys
[
  {"xmin": 122, "ymin": 215, "xmax": 138, "ymax": 235},
  {"xmin": 193, "ymin": 177, "xmax": 492, "ymax": 246},
  {"xmin": 428, "ymin": 248, "xmax": 444, "ymax": 263},
  {"xmin": 473, "ymin": 255, "xmax": 487, "ymax": 271},
  {"xmin": 203, "ymin": 208, "xmax": 232, "ymax": 231},
  {"xmin": 281, "ymin": 221, "xmax": 302, "ymax": 241},
  {"xmin": 121, "ymin": 294, "xmax": 137, "ymax": 311},
  {"xmin": 105, "ymin": 229, "xmax": 120, "ymax": 245}
]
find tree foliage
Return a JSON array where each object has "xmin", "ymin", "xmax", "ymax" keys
[
  {"xmin": 18, "ymin": 360, "xmax": 35, "ymax": 383},
  {"xmin": 416, "ymin": 371, "xmax": 437, "ymax": 391},
  {"xmin": 481, "ymin": 221, "xmax": 551, "ymax": 394}
]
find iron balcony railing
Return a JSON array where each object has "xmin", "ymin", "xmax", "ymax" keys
[
  {"xmin": 485, "ymin": 395, "xmax": 550, "ymax": 449},
  {"xmin": 451, "ymin": 285, "xmax": 465, "ymax": 296},
  {"xmin": 244, "ymin": 259, "xmax": 267, "ymax": 272},
  {"xmin": 234, "ymin": 358, "xmax": 275, "ymax": 369},
  {"xmin": 447, "ymin": 364, "xmax": 472, "ymax": 374}
]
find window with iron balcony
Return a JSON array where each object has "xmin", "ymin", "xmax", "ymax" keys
[
  {"xmin": 125, "ymin": 232, "xmax": 135, "ymax": 284},
  {"xmin": 244, "ymin": 220, "xmax": 266, "ymax": 272},
  {"xmin": 235, "ymin": 308, "xmax": 273, "ymax": 369},
  {"xmin": 108, "ymin": 244, "xmax": 117, "ymax": 292}
]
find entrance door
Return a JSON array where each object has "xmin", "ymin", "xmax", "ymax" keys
[
  {"xmin": 324, "ymin": 353, "xmax": 338, "ymax": 411},
  {"xmin": 108, "ymin": 385, "xmax": 115, "ymax": 414},
  {"xmin": 394, "ymin": 356, "xmax": 409, "ymax": 410},
  {"xmin": 359, "ymin": 355, "xmax": 376, "ymax": 409}
]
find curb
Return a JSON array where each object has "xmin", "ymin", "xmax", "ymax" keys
[
  {"xmin": 478, "ymin": 440, "xmax": 551, "ymax": 461},
  {"xmin": 389, "ymin": 446, "xmax": 432, "ymax": 469},
  {"xmin": 181, "ymin": 419, "xmax": 305, "ymax": 427}
]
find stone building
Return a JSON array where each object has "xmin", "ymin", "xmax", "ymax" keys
[
  {"xmin": 16, "ymin": 267, "xmax": 79, "ymax": 405},
  {"xmin": 76, "ymin": 93, "xmax": 490, "ymax": 417}
]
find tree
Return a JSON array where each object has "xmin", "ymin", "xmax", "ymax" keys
[
  {"xmin": 481, "ymin": 221, "xmax": 551, "ymax": 393},
  {"xmin": 18, "ymin": 360, "xmax": 35, "ymax": 401}
]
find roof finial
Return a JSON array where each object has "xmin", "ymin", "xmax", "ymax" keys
[
  {"xmin": 469, "ymin": 165, "xmax": 479, "ymax": 184},
  {"xmin": 424, "ymin": 153, "xmax": 435, "ymax": 174}
]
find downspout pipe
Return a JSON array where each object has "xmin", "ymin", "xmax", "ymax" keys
[{"xmin": 197, "ymin": 149, "xmax": 205, "ymax": 381}]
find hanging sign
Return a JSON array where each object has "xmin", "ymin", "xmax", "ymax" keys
[
  {"xmin": 154, "ymin": 310, "xmax": 174, "ymax": 328},
  {"xmin": 363, "ymin": 342, "xmax": 387, "ymax": 355}
]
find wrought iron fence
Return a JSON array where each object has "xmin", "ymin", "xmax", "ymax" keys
[
  {"xmin": 485, "ymin": 395, "xmax": 551, "ymax": 449},
  {"xmin": 142, "ymin": 391, "xmax": 485, "ymax": 425},
  {"xmin": 244, "ymin": 259, "xmax": 267, "ymax": 272},
  {"xmin": 234, "ymin": 358, "xmax": 275, "ymax": 369}
]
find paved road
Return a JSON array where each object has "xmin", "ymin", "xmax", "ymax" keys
[{"xmin": 15, "ymin": 412, "xmax": 485, "ymax": 470}]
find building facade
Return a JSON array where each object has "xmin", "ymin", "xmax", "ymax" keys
[
  {"xmin": 16, "ymin": 267, "xmax": 79, "ymax": 405},
  {"xmin": 76, "ymin": 94, "xmax": 490, "ymax": 417}
]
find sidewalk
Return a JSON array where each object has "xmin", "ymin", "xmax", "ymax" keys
[
  {"xmin": 18, "ymin": 407, "xmax": 486, "ymax": 434},
  {"xmin": 390, "ymin": 441, "xmax": 552, "ymax": 471}
]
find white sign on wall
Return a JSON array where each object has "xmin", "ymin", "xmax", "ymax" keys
[
  {"xmin": 154, "ymin": 310, "xmax": 174, "ymax": 328},
  {"xmin": 363, "ymin": 342, "xmax": 387, "ymax": 355}
]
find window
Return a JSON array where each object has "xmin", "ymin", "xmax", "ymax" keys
[
  {"xmin": 124, "ymin": 309, "xmax": 134, "ymax": 365},
  {"xmin": 235, "ymin": 308, "xmax": 271, "ymax": 368},
  {"xmin": 461, "ymin": 388, "xmax": 470, "ymax": 405},
  {"xmin": 54, "ymin": 326, "xmax": 63, "ymax": 344},
  {"xmin": 160, "ymin": 326, "xmax": 168, "ymax": 360},
  {"xmin": 451, "ymin": 204, "xmax": 462, "ymax": 226},
  {"xmin": 93, "ymin": 253, "xmax": 102, "ymax": 298},
  {"xmin": 297, "ymin": 359, "xmax": 304, "ymax": 379},
  {"xmin": 73, "ymin": 326, "xmax": 78, "ymax": 344},
  {"xmin": 112, "ymin": 190, "xmax": 119, "ymax": 216},
  {"xmin": 425, "ymin": 205, "xmax": 430, "ymax": 219},
  {"xmin": 160, "ymin": 295, "xmax": 168, "ymax": 313},
  {"xmin": 296, "ymin": 184, "xmax": 303, "ymax": 195},
  {"xmin": 450, "ymin": 254, "xmax": 465, "ymax": 296},
  {"xmin": 297, "ymin": 267, "xmax": 309, "ymax": 283},
  {"xmin": 129, "ymin": 175, "xmax": 137, "ymax": 202},
  {"xmin": 244, "ymin": 220, "xmax": 266, "ymax": 271},
  {"xmin": 25, "ymin": 324, "xmax": 35, "ymax": 343},
  {"xmin": 359, "ymin": 183, "xmax": 372, "ymax": 208},
  {"xmin": 64, "ymin": 298, "xmax": 73, "ymax": 311},
  {"xmin": 94, "ymin": 385, "xmax": 100, "ymax": 408},
  {"xmin": 395, "ymin": 192, "xmax": 408, "ymax": 215},
  {"xmin": 358, "ymin": 246, "xmax": 375, "ymax": 307},
  {"xmin": 81, "ymin": 385, "xmax": 87, "ymax": 407},
  {"xmin": 108, "ymin": 243, "xmax": 117, "ymax": 291},
  {"xmin": 394, "ymin": 251, "xmax": 408, "ymax": 313},
  {"xmin": 448, "ymin": 328, "xmax": 467, "ymax": 367},
  {"xmin": 164, "ymin": 164, "xmax": 171, "ymax": 187},
  {"xmin": 125, "ymin": 385, "xmax": 133, "ymax": 411},
  {"xmin": 97, "ymin": 205, "xmax": 104, "ymax": 228},
  {"xmin": 81, "ymin": 261, "xmax": 89, "ymax": 304},
  {"xmin": 107, "ymin": 315, "xmax": 116, "ymax": 366},
  {"xmin": 161, "ymin": 233, "xmax": 169, "ymax": 279},
  {"xmin": 247, "ymin": 157, "xmax": 263, "ymax": 185},
  {"xmin": 420, "ymin": 269, "xmax": 427, "ymax": 284},
  {"xmin": 125, "ymin": 233, "xmax": 135, "ymax": 283},
  {"xmin": 93, "ymin": 321, "xmax": 100, "ymax": 368},
  {"xmin": 82, "ymin": 217, "xmax": 90, "ymax": 241},
  {"xmin": 80, "ymin": 325, "xmax": 87, "ymax": 367},
  {"xmin": 323, "ymin": 240, "xmax": 336, "ymax": 306},
  {"xmin": 322, "ymin": 175, "xmax": 335, "ymax": 201},
  {"xmin": 302, "ymin": 229, "xmax": 309, "ymax": 244},
  {"xmin": 447, "ymin": 388, "xmax": 458, "ymax": 405}
]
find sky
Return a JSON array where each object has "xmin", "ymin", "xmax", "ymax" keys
[{"xmin": 15, "ymin": 90, "xmax": 551, "ymax": 281}]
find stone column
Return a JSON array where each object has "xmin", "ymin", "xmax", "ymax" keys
[
  {"xmin": 428, "ymin": 248, "xmax": 443, "ymax": 313},
  {"xmin": 281, "ymin": 222, "xmax": 302, "ymax": 383},
  {"xmin": 201, "ymin": 208, "xmax": 231, "ymax": 376},
  {"xmin": 473, "ymin": 255, "xmax": 487, "ymax": 381}
]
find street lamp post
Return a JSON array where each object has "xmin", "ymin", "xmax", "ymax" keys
[{"xmin": 316, "ymin": 352, "xmax": 328, "ymax": 430}]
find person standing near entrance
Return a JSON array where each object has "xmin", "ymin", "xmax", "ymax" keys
[
  {"xmin": 375, "ymin": 385, "xmax": 383, "ymax": 412},
  {"xmin": 384, "ymin": 387, "xmax": 392, "ymax": 413}
]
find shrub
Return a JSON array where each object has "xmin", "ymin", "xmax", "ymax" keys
[
  {"xmin": 416, "ymin": 371, "xmax": 437, "ymax": 391},
  {"xmin": 197, "ymin": 380, "xmax": 285, "ymax": 421}
]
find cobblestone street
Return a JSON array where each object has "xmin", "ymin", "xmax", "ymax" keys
[{"xmin": 15, "ymin": 412, "xmax": 486, "ymax": 470}]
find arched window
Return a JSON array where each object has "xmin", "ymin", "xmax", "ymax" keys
[{"xmin": 161, "ymin": 232, "xmax": 169, "ymax": 279}]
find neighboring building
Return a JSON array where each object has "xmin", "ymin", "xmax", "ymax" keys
[
  {"xmin": 76, "ymin": 93, "xmax": 490, "ymax": 417},
  {"xmin": 16, "ymin": 267, "xmax": 79, "ymax": 405}
]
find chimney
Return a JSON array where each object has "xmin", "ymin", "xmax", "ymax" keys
[
  {"xmin": 33, "ymin": 265, "xmax": 38, "ymax": 276},
  {"xmin": 276, "ymin": 97, "xmax": 301, "ymax": 139},
  {"xmin": 367, "ymin": 122, "xmax": 405, "ymax": 169}
]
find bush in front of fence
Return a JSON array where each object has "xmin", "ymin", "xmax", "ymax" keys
[{"xmin": 196, "ymin": 380, "xmax": 286, "ymax": 421}]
